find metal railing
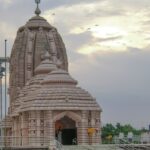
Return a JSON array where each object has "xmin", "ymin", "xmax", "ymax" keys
[
  {"xmin": 114, "ymin": 136, "xmax": 150, "ymax": 150},
  {"xmin": 114, "ymin": 136, "xmax": 150, "ymax": 144}
]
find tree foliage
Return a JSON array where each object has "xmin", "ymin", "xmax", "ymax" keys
[{"xmin": 101, "ymin": 123, "xmax": 143, "ymax": 143}]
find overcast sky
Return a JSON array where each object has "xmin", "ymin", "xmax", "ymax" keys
[{"xmin": 0, "ymin": 0, "xmax": 150, "ymax": 129}]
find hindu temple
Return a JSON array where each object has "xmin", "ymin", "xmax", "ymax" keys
[{"xmin": 3, "ymin": 1, "xmax": 102, "ymax": 149}]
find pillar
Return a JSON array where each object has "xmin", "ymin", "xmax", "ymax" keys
[
  {"xmin": 21, "ymin": 112, "xmax": 29, "ymax": 146},
  {"xmin": 78, "ymin": 110, "xmax": 88, "ymax": 145},
  {"xmin": 36, "ymin": 111, "xmax": 41, "ymax": 146},
  {"xmin": 91, "ymin": 111, "xmax": 101, "ymax": 145},
  {"xmin": 44, "ymin": 111, "xmax": 55, "ymax": 148},
  {"xmin": 29, "ymin": 111, "xmax": 37, "ymax": 146}
]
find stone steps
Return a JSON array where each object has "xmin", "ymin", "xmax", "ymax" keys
[
  {"xmin": 62, "ymin": 145, "xmax": 118, "ymax": 150},
  {"xmin": 63, "ymin": 144, "xmax": 150, "ymax": 150}
]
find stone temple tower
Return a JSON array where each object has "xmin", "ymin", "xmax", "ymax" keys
[
  {"xmin": 9, "ymin": 5, "xmax": 68, "ymax": 113},
  {"xmin": 7, "ymin": 1, "xmax": 102, "ymax": 148}
]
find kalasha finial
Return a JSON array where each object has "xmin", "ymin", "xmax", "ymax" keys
[{"xmin": 35, "ymin": 0, "xmax": 41, "ymax": 16}]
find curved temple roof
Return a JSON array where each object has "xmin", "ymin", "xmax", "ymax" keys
[{"xmin": 17, "ymin": 68, "xmax": 101, "ymax": 113}]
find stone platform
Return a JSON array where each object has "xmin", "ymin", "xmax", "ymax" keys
[
  {"xmin": 1, "ymin": 144, "xmax": 150, "ymax": 150},
  {"xmin": 63, "ymin": 145, "xmax": 117, "ymax": 150},
  {"xmin": 63, "ymin": 144, "xmax": 150, "ymax": 150},
  {"xmin": 0, "ymin": 147, "xmax": 48, "ymax": 150}
]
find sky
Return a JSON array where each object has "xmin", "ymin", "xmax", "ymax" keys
[{"xmin": 0, "ymin": 0, "xmax": 150, "ymax": 129}]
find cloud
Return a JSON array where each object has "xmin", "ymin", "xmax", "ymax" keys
[
  {"xmin": 0, "ymin": 22, "xmax": 16, "ymax": 39},
  {"xmin": 0, "ymin": 0, "xmax": 12, "ymax": 4},
  {"xmin": 0, "ymin": 22, "xmax": 17, "ymax": 56},
  {"xmin": 43, "ymin": 1, "xmax": 126, "ymax": 32},
  {"xmin": 70, "ymin": 49, "xmax": 150, "ymax": 128},
  {"xmin": 42, "ymin": 0, "xmax": 150, "ymax": 56},
  {"xmin": 43, "ymin": 0, "xmax": 107, "ymax": 9},
  {"xmin": 142, "ymin": 20, "xmax": 150, "ymax": 26},
  {"xmin": 64, "ymin": 32, "xmax": 92, "ymax": 62},
  {"xmin": 97, "ymin": 36, "xmax": 123, "ymax": 42},
  {"xmin": 0, "ymin": 0, "xmax": 15, "ymax": 10},
  {"xmin": 108, "ymin": 0, "xmax": 150, "ymax": 11},
  {"xmin": 127, "ymin": 46, "xmax": 142, "ymax": 53}
]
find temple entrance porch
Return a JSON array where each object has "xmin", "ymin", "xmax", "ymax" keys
[{"xmin": 55, "ymin": 116, "xmax": 77, "ymax": 145}]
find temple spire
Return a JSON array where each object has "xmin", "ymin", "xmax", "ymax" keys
[{"xmin": 35, "ymin": 0, "xmax": 41, "ymax": 16}]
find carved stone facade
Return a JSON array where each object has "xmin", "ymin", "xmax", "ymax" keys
[
  {"xmin": 7, "ymin": 10, "xmax": 102, "ymax": 148},
  {"xmin": 9, "ymin": 16, "xmax": 68, "ymax": 112}
]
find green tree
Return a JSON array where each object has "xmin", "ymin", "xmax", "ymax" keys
[
  {"xmin": 101, "ymin": 123, "xmax": 115, "ymax": 144},
  {"xmin": 101, "ymin": 123, "xmax": 142, "ymax": 144}
]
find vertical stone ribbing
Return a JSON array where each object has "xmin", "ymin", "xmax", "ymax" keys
[
  {"xmin": 22, "ymin": 112, "xmax": 29, "ymax": 146},
  {"xmin": 12, "ymin": 118, "xmax": 17, "ymax": 146},
  {"xmin": 79, "ymin": 110, "xmax": 88, "ymax": 145},
  {"xmin": 44, "ymin": 111, "xmax": 54, "ymax": 147},
  {"xmin": 36, "ymin": 111, "xmax": 41, "ymax": 146},
  {"xmin": 29, "ymin": 111, "xmax": 37, "ymax": 146},
  {"xmin": 25, "ymin": 31, "xmax": 34, "ymax": 81},
  {"xmin": 12, "ymin": 117, "xmax": 20, "ymax": 146},
  {"xmin": 47, "ymin": 32, "xmax": 57, "ymax": 64},
  {"xmin": 89, "ymin": 111, "xmax": 101, "ymax": 145},
  {"xmin": 16, "ymin": 117, "xmax": 20, "ymax": 146}
]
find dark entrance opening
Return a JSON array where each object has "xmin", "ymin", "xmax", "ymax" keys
[
  {"xmin": 55, "ymin": 116, "xmax": 77, "ymax": 145},
  {"xmin": 62, "ymin": 128, "xmax": 77, "ymax": 145}
]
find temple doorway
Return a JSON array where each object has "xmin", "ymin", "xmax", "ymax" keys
[{"xmin": 55, "ymin": 116, "xmax": 77, "ymax": 145}]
